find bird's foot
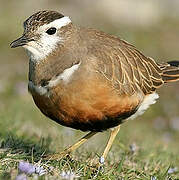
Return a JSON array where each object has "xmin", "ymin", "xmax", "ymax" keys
[
  {"xmin": 44, "ymin": 150, "xmax": 71, "ymax": 161},
  {"xmin": 89, "ymin": 156, "xmax": 105, "ymax": 178},
  {"xmin": 94, "ymin": 156, "xmax": 105, "ymax": 171}
]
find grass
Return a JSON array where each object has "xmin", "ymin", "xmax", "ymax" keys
[
  {"xmin": 0, "ymin": 80, "xmax": 179, "ymax": 179},
  {"xmin": 0, "ymin": 1, "xmax": 179, "ymax": 179}
]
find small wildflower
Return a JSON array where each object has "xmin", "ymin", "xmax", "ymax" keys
[
  {"xmin": 61, "ymin": 170, "xmax": 66, "ymax": 177},
  {"xmin": 129, "ymin": 143, "xmax": 138, "ymax": 153},
  {"xmin": 60, "ymin": 170, "xmax": 80, "ymax": 179},
  {"xmin": 18, "ymin": 161, "xmax": 35, "ymax": 175},
  {"xmin": 15, "ymin": 174, "xmax": 27, "ymax": 180},
  {"xmin": 168, "ymin": 167, "xmax": 178, "ymax": 174},
  {"xmin": 99, "ymin": 156, "xmax": 105, "ymax": 164},
  {"xmin": 151, "ymin": 176, "xmax": 157, "ymax": 180},
  {"xmin": 35, "ymin": 165, "xmax": 47, "ymax": 176},
  {"xmin": 18, "ymin": 161, "xmax": 47, "ymax": 176}
]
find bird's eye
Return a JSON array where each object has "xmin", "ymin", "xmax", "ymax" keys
[{"xmin": 46, "ymin": 27, "xmax": 57, "ymax": 35}]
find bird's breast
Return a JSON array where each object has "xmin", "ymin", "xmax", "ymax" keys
[
  {"xmin": 30, "ymin": 71, "xmax": 142, "ymax": 131},
  {"xmin": 28, "ymin": 60, "xmax": 82, "ymax": 97}
]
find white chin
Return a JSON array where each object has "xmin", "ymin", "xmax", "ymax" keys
[{"xmin": 24, "ymin": 45, "xmax": 45, "ymax": 61}]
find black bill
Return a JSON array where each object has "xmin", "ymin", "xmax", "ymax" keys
[{"xmin": 10, "ymin": 35, "xmax": 34, "ymax": 48}]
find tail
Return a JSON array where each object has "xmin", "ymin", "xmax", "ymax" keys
[{"xmin": 158, "ymin": 61, "xmax": 179, "ymax": 83}]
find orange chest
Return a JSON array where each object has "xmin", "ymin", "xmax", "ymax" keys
[{"xmin": 29, "ymin": 75, "xmax": 141, "ymax": 131}]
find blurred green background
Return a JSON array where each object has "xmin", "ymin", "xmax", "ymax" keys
[{"xmin": 0, "ymin": 0, "xmax": 179, "ymax": 175}]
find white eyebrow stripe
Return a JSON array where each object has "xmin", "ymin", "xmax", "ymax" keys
[{"xmin": 40, "ymin": 16, "xmax": 72, "ymax": 30}]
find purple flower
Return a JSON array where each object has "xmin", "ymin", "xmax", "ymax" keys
[
  {"xmin": 18, "ymin": 161, "xmax": 47, "ymax": 176},
  {"xmin": 18, "ymin": 161, "xmax": 35, "ymax": 175},
  {"xmin": 15, "ymin": 174, "xmax": 27, "ymax": 180},
  {"xmin": 168, "ymin": 167, "xmax": 178, "ymax": 174}
]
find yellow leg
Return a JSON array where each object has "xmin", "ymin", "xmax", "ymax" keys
[
  {"xmin": 99, "ymin": 125, "xmax": 120, "ymax": 164},
  {"xmin": 46, "ymin": 131, "xmax": 97, "ymax": 160}
]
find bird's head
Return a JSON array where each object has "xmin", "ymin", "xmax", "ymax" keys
[{"xmin": 10, "ymin": 10, "xmax": 72, "ymax": 61}]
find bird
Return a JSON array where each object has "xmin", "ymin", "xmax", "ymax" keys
[{"xmin": 10, "ymin": 10, "xmax": 179, "ymax": 164}]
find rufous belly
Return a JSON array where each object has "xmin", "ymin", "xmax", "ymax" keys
[{"xmin": 31, "ymin": 77, "xmax": 142, "ymax": 131}]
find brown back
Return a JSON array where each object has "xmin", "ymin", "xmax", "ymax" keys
[{"xmin": 81, "ymin": 28, "xmax": 164, "ymax": 95}]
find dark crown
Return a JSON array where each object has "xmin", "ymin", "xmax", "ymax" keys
[{"xmin": 23, "ymin": 10, "xmax": 64, "ymax": 32}]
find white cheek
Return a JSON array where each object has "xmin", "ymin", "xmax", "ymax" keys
[
  {"xmin": 40, "ymin": 34, "xmax": 61, "ymax": 54},
  {"xmin": 24, "ymin": 34, "xmax": 61, "ymax": 62},
  {"xmin": 24, "ymin": 16, "xmax": 71, "ymax": 62},
  {"xmin": 24, "ymin": 43, "xmax": 43, "ymax": 60}
]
